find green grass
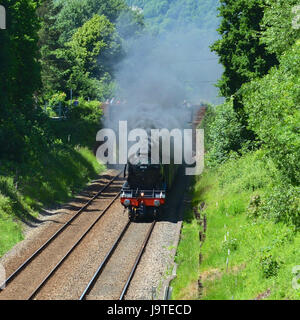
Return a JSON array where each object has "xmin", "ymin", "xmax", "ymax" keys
[
  {"xmin": 171, "ymin": 150, "xmax": 300, "ymax": 300},
  {"xmin": 171, "ymin": 188, "xmax": 201, "ymax": 300},
  {"xmin": 0, "ymin": 146, "xmax": 105, "ymax": 258},
  {"xmin": 0, "ymin": 194, "xmax": 24, "ymax": 257}
]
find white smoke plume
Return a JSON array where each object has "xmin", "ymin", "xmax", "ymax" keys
[
  {"xmin": 105, "ymin": 18, "xmax": 223, "ymax": 131},
  {"xmin": 101, "ymin": 7, "xmax": 223, "ymax": 165}
]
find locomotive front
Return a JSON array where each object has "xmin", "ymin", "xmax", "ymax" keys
[{"xmin": 120, "ymin": 154, "xmax": 167, "ymax": 220}]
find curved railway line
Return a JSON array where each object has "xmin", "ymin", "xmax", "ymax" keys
[
  {"xmin": 0, "ymin": 105, "xmax": 206, "ymax": 300},
  {"xmin": 0, "ymin": 171, "xmax": 124, "ymax": 300},
  {"xmin": 0, "ymin": 169, "xmax": 157, "ymax": 300},
  {"xmin": 27, "ymin": 191, "xmax": 122, "ymax": 300}
]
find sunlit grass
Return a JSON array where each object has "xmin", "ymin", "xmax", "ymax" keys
[
  {"xmin": 172, "ymin": 151, "xmax": 300, "ymax": 300},
  {"xmin": 0, "ymin": 147, "xmax": 105, "ymax": 257}
]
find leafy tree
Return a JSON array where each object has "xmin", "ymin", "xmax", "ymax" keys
[
  {"xmin": 242, "ymin": 41, "xmax": 300, "ymax": 185},
  {"xmin": 260, "ymin": 0, "xmax": 300, "ymax": 58},
  {"xmin": 37, "ymin": 0, "xmax": 143, "ymax": 98},
  {"xmin": 126, "ymin": 0, "xmax": 220, "ymax": 33},
  {"xmin": 116, "ymin": 6, "xmax": 144, "ymax": 40},
  {"xmin": 55, "ymin": 0, "xmax": 127, "ymax": 44},
  {"xmin": 204, "ymin": 99, "xmax": 246, "ymax": 166},
  {"xmin": 63, "ymin": 14, "xmax": 122, "ymax": 100},
  {"xmin": 211, "ymin": 0, "xmax": 278, "ymax": 101},
  {"xmin": 37, "ymin": 0, "xmax": 66, "ymax": 96},
  {"xmin": 0, "ymin": 0, "xmax": 42, "ymax": 161}
]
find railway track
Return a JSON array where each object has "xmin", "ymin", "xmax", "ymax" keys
[
  {"xmin": 0, "ymin": 171, "xmax": 123, "ymax": 300},
  {"xmin": 80, "ymin": 220, "xmax": 156, "ymax": 300}
]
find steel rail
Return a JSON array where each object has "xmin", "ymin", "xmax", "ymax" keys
[
  {"xmin": 79, "ymin": 220, "xmax": 131, "ymax": 300},
  {"xmin": 119, "ymin": 220, "xmax": 156, "ymax": 300},
  {"xmin": 28, "ymin": 191, "xmax": 121, "ymax": 300},
  {"xmin": 0, "ymin": 171, "xmax": 121, "ymax": 290}
]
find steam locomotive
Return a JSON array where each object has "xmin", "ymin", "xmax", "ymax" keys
[{"xmin": 120, "ymin": 152, "xmax": 179, "ymax": 220}]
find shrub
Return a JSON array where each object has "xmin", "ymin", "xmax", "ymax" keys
[
  {"xmin": 259, "ymin": 247, "xmax": 282, "ymax": 278},
  {"xmin": 222, "ymin": 238, "xmax": 238, "ymax": 252},
  {"xmin": 242, "ymin": 41, "xmax": 300, "ymax": 185},
  {"xmin": 68, "ymin": 98, "xmax": 103, "ymax": 122},
  {"xmin": 258, "ymin": 184, "xmax": 300, "ymax": 229},
  {"xmin": 204, "ymin": 99, "xmax": 246, "ymax": 167}
]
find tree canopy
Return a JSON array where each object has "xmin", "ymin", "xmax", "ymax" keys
[
  {"xmin": 63, "ymin": 14, "xmax": 122, "ymax": 100},
  {"xmin": 126, "ymin": 0, "xmax": 220, "ymax": 33},
  {"xmin": 211, "ymin": 0, "xmax": 278, "ymax": 100},
  {"xmin": 0, "ymin": 0, "xmax": 41, "ymax": 160}
]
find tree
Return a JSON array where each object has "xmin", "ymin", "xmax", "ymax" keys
[
  {"xmin": 126, "ymin": 0, "xmax": 220, "ymax": 33},
  {"xmin": 211, "ymin": 0, "xmax": 278, "ymax": 102},
  {"xmin": 55, "ymin": 0, "xmax": 127, "ymax": 44},
  {"xmin": 37, "ymin": 0, "xmax": 67, "ymax": 96},
  {"xmin": 64, "ymin": 14, "xmax": 122, "ymax": 100},
  {"xmin": 37, "ymin": 0, "xmax": 143, "ymax": 99},
  {"xmin": 0, "ymin": 0, "xmax": 42, "ymax": 160},
  {"xmin": 242, "ymin": 41, "xmax": 300, "ymax": 185},
  {"xmin": 260, "ymin": 0, "xmax": 300, "ymax": 58}
]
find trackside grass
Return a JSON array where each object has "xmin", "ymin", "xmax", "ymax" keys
[
  {"xmin": 0, "ymin": 147, "xmax": 105, "ymax": 257},
  {"xmin": 171, "ymin": 206, "xmax": 201, "ymax": 300},
  {"xmin": 172, "ymin": 151, "xmax": 300, "ymax": 300}
]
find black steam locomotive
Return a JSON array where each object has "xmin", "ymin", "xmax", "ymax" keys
[{"xmin": 120, "ymin": 153, "xmax": 179, "ymax": 220}]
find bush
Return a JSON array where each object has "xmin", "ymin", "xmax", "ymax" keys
[
  {"xmin": 242, "ymin": 41, "xmax": 300, "ymax": 185},
  {"xmin": 259, "ymin": 247, "xmax": 282, "ymax": 278},
  {"xmin": 207, "ymin": 150, "xmax": 299, "ymax": 229},
  {"xmin": 68, "ymin": 98, "xmax": 103, "ymax": 122},
  {"xmin": 258, "ymin": 184, "xmax": 300, "ymax": 229},
  {"xmin": 222, "ymin": 238, "xmax": 238, "ymax": 252},
  {"xmin": 204, "ymin": 99, "xmax": 246, "ymax": 167}
]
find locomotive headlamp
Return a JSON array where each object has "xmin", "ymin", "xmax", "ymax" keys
[
  {"xmin": 141, "ymin": 192, "xmax": 144, "ymax": 197},
  {"xmin": 124, "ymin": 199, "xmax": 131, "ymax": 207},
  {"xmin": 154, "ymin": 200, "xmax": 160, "ymax": 207}
]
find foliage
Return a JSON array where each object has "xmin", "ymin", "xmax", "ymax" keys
[
  {"xmin": 211, "ymin": 0, "xmax": 278, "ymax": 101},
  {"xmin": 242, "ymin": 41, "xmax": 300, "ymax": 185},
  {"xmin": 184, "ymin": 151, "xmax": 300, "ymax": 300},
  {"xmin": 256, "ymin": 184, "xmax": 300, "ymax": 229},
  {"xmin": 37, "ymin": 0, "xmax": 142, "ymax": 100},
  {"xmin": 0, "ymin": 0, "xmax": 42, "ymax": 161},
  {"xmin": 126, "ymin": 0, "xmax": 220, "ymax": 34},
  {"xmin": 260, "ymin": 0, "xmax": 300, "ymax": 58},
  {"xmin": 259, "ymin": 248, "xmax": 282, "ymax": 278},
  {"xmin": 203, "ymin": 100, "xmax": 246, "ymax": 167},
  {"xmin": 222, "ymin": 238, "xmax": 238, "ymax": 252},
  {"xmin": 68, "ymin": 99, "xmax": 103, "ymax": 122},
  {"xmin": 37, "ymin": 0, "xmax": 65, "ymax": 95},
  {"xmin": 116, "ymin": 7, "xmax": 144, "ymax": 40},
  {"xmin": 54, "ymin": 0, "xmax": 127, "ymax": 44},
  {"xmin": 62, "ymin": 14, "xmax": 122, "ymax": 100}
]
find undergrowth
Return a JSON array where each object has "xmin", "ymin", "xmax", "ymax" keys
[
  {"xmin": 172, "ymin": 150, "xmax": 300, "ymax": 300},
  {"xmin": 0, "ymin": 146, "xmax": 105, "ymax": 257}
]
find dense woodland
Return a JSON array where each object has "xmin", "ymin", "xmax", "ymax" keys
[{"xmin": 0, "ymin": 0, "xmax": 299, "ymax": 299}]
